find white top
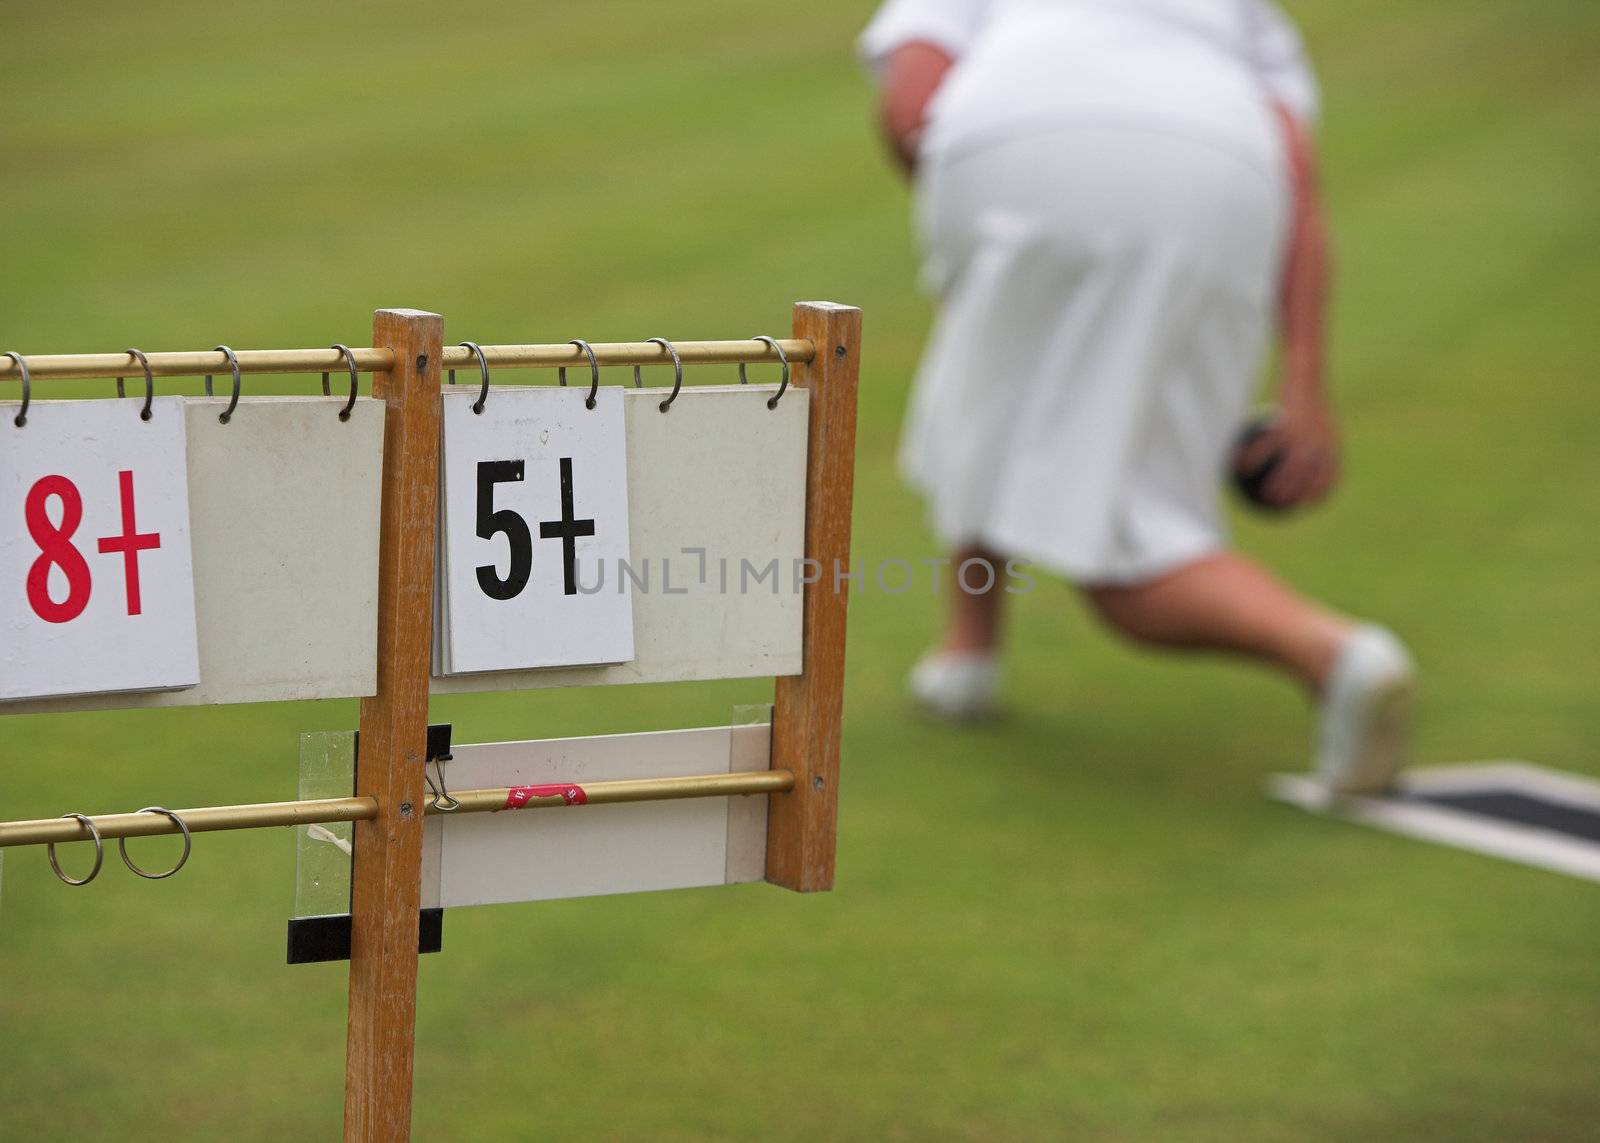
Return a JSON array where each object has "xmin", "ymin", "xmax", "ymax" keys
[{"xmin": 861, "ymin": 0, "xmax": 1319, "ymax": 156}]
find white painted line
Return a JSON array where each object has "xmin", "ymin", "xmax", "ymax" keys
[{"xmin": 1399, "ymin": 761, "xmax": 1600, "ymax": 812}]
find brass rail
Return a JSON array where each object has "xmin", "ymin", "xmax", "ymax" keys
[
  {"xmin": 445, "ymin": 770, "xmax": 794, "ymax": 813},
  {"xmin": 0, "ymin": 769, "xmax": 793, "ymax": 848},
  {"xmin": 0, "ymin": 339, "xmax": 813, "ymax": 382}
]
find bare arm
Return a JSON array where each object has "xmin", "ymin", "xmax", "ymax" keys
[
  {"xmin": 1276, "ymin": 104, "xmax": 1332, "ymax": 424},
  {"xmin": 877, "ymin": 40, "xmax": 958, "ymax": 175},
  {"xmin": 1238, "ymin": 103, "xmax": 1340, "ymax": 508}
]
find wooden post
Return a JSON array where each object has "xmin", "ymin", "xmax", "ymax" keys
[
  {"xmin": 344, "ymin": 309, "xmax": 442, "ymax": 1141},
  {"xmin": 767, "ymin": 301, "xmax": 862, "ymax": 892}
]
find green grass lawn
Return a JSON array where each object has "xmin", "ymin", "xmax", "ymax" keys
[{"xmin": 2, "ymin": 1, "xmax": 1597, "ymax": 1138}]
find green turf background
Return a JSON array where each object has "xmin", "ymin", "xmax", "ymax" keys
[{"xmin": 2, "ymin": 1, "xmax": 1597, "ymax": 1138}]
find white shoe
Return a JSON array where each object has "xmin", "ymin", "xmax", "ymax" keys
[
  {"xmin": 909, "ymin": 650, "xmax": 1001, "ymax": 722},
  {"xmin": 1316, "ymin": 625, "xmax": 1416, "ymax": 794}
]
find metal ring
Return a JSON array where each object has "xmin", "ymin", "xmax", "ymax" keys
[
  {"xmin": 117, "ymin": 807, "xmax": 192, "ymax": 880},
  {"xmin": 47, "ymin": 814, "xmax": 104, "ymax": 886},
  {"xmin": 558, "ymin": 340, "xmax": 601, "ymax": 410},
  {"xmin": 329, "ymin": 343, "xmax": 359, "ymax": 421},
  {"xmin": 118, "ymin": 349, "xmax": 155, "ymax": 421},
  {"xmin": 457, "ymin": 341, "xmax": 491, "ymax": 414},
  {"xmin": 637, "ymin": 337, "xmax": 683, "ymax": 413},
  {"xmin": 205, "ymin": 345, "xmax": 242, "ymax": 424},
  {"xmin": 738, "ymin": 336, "xmax": 790, "ymax": 409},
  {"xmin": 3, "ymin": 351, "xmax": 31, "ymax": 428}
]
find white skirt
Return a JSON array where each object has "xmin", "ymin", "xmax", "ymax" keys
[{"xmin": 903, "ymin": 121, "xmax": 1289, "ymax": 585}]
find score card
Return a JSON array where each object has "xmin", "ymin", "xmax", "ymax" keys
[
  {"xmin": 1, "ymin": 397, "xmax": 200, "ymax": 701},
  {"xmin": 437, "ymin": 386, "xmax": 634, "ymax": 674}
]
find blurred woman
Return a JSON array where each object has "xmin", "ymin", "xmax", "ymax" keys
[{"xmin": 863, "ymin": 0, "xmax": 1414, "ymax": 792}]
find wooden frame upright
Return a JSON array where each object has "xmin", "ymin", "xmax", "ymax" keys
[
  {"xmin": 344, "ymin": 310, "xmax": 443, "ymax": 1140},
  {"xmin": 766, "ymin": 301, "xmax": 862, "ymax": 891}
]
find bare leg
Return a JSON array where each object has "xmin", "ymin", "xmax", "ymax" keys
[
  {"xmin": 939, "ymin": 544, "xmax": 1008, "ymax": 656},
  {"xmin": 1084, "ymin": 552, "xmax": 1353, "ymax": 693}
]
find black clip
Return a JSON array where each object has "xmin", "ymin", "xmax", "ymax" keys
[{"xmin": 424, "ymin": 723, "xmax": 459, "ymax": 811}]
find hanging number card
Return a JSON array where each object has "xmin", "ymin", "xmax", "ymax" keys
[
  {"xmin": 438, "ymin": 386, "xmax": 634, "ymax": 673},
  {"xmin": 1, "ymin": 397, "xmax": 200, "ymax": 701}
]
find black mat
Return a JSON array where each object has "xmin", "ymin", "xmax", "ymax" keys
[{"xmin": 1406, "ymin": 789, "xmax": 1600, "ymax": 843}]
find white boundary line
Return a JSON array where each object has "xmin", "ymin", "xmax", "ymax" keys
[
  {"xmin": 1398, "ymin": 760, "xmax": 1600, "ymax": 811},
  {"xmin": 1269, "ymin": 763, "xmax": 1600, "ymax": 885}
]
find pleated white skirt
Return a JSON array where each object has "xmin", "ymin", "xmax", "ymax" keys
[{"xmin": 903, "ymin": 121, "xmax": 1288, "ymax": 584}]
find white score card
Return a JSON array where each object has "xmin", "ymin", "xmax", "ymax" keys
[
  {"xmin": 437, "ymin": 386, "xmax": 634, "ymax": 674},
  {"xmin": 0, "ymin": 397, "xmax": 200, "ymax": 701}
]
